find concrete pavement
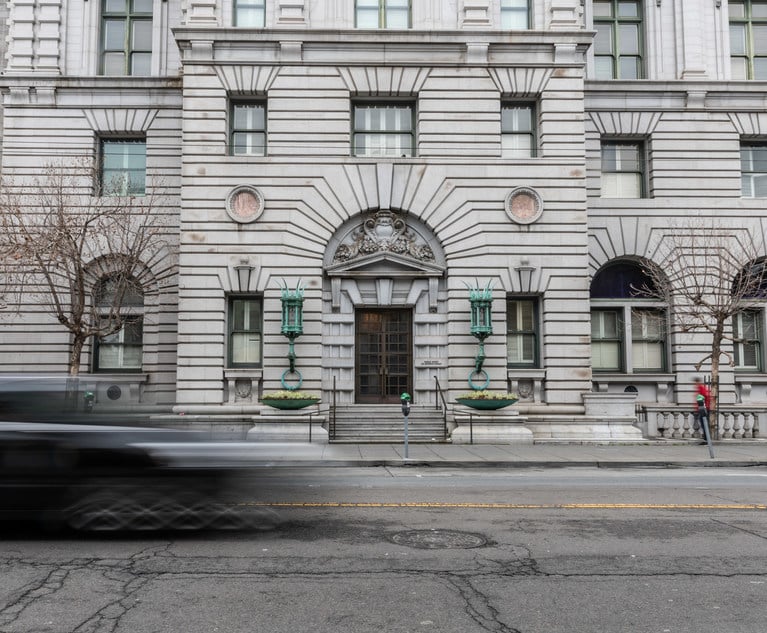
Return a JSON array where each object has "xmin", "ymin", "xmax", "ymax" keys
[{"xmin": 234, "ymin": 439, "xmax": 767, "ymax": 469}]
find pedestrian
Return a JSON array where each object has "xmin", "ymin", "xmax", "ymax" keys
[{"xmin": 693, "ymin": 377, "xmax": 711, "ymax": 442}]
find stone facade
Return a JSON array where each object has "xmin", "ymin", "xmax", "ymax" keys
[{"xmin": 1, "ymin": 0, "xmax": 766, "ymax": 439}]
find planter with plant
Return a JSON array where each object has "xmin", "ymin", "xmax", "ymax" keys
[
  {"xmin": 455, "ymin": 390, "xmax": 518, "ymax": 410},
  {"xmin": 261, "ymin": 390, "xmax": 321, "ymax": 410}
]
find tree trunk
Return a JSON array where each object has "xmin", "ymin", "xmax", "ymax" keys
[
  {"xmin": 710, "ymin": 321, "xmax": 724, "ymax": 440},
  {"xmin": 66, "ymin": 335, "xmax": 85, "ymax": 412}
]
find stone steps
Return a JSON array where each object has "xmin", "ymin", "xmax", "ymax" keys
[{"xmin": 329, "ymin": 405, "xmax": 447, "ymax": 443}]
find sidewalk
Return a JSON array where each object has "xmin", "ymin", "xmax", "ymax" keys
[{"xmin": 231, "ymin": 439, "xmax": 767, "ymax": 469}]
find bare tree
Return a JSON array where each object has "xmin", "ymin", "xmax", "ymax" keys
[
  {"xmin": 0, "ymin": 157, "xmax": 173, "ymax": 376},
  {"xmin": 643, "ymin": 220, "xmax": 767, "ymax": 434}
]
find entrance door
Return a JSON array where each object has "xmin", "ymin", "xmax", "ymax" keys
[{"xmin": 356, "ymin": 309, "xmax": 412, "ymax": 404}]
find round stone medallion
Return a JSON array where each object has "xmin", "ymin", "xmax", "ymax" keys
[
  {"xmin": 226, "ymin": 186, "xmax": 264, "ymax": 223},
  {"xmin": 505, "ymin": 187, "xmax": 543, "ymax": 225}
]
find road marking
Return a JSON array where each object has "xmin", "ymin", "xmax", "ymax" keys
[{"xmin": 240, "ymin": 502, "xmax": 767, "ymax": 510}]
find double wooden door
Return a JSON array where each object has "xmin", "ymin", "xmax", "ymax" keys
[{"xmin": 355, "ymin": 309, "xmax": 412, "ymax": 404}]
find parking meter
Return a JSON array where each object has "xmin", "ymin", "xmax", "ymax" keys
[
  {"xmin": 401, "ymin": 393, "xmax": 411, "ymax": 459},
  {"xmin": 401, "ymin": 392, "xmax": 411, "ymax": 416},
  {"xmin": 83, "ymin": 391, "xmax": 95, "ymax": 413}
]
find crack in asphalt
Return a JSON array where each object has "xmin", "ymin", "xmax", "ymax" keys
[
  {"xmin": 0, "ymin": 544, "xmax": 171, "ymax": 633},
  {"xmin": 2, "ymin": 544, "xmax": 766, "ymax": 633}
]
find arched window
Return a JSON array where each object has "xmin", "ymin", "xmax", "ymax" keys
[
  {"xmin": 590, "ymin": 260, "xmax": 666, "ymax": 373},
  {"xmin": 93, "ymin": 275, "xmax": 144, "ymax": 372}
]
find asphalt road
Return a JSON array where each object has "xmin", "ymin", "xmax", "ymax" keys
[{"xmin": 1, "ymin": 467, "xmax": 766, "ymax": 633}]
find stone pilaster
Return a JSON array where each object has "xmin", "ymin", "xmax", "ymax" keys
[{"xmin": 276, "ymin": 0, "xmax": 306, "ymax": 26}]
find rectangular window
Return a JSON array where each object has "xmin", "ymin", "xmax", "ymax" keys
[
  {"xmin": 95, "ymin": 318, "xmax": 143, "ymax": 372},
  {"xmin": 741, "ymin": 143, "xmax": 767, "ymax": 197},
  {"xmin": 631, "ymin": 308, "xmax": 665, "ymax": 372},
  {"xmin": 229, "ymin": 297, "xmax": 262, "ymax": 367},
  {"xmin": 352, "ymin": 103, "xmax": 414, "ymax": 157},
  {"xmin": 231, "ymin": 102, "xmax": 266, "ymax": 156},
  {"xmin": 356, "ymin": 0, "xmax": 410, "ymax": 29},
  {"xmin": 101, "ymin": 0, "xmax": 152, "ymax": 76},
  {"xmin": 593, "ymin": 0, "xmax": 643, "ymax": 79},
  {"xmin": 234, "ymin": 0, "xmax": 265, "ymax": 26},
  {"xmin": 730, "ymin": 0, "xmax": 767, "ymax": 79},
  {"xmin": 734, "ymin": 310, "xmax": 762, "ymax": 370},
  {"xmin": 501, "ymin": 0, "xmax": 530, "ymax": 29},
  {"xmin": 507, "ymin": 298, "xmax": 538, "ymax": 367},
  {"xmin": 100, "ymin": 138, "xmax": 146, "ymax": 196},
  {"xmin": 501, "ymin": 103, "xmax": 536, "ymax": 158},
  {"xmin": 591, "ymin": 309, "xmax": 623, "ymax": 371},
  {"xmin": 601, "ymin": 140, "xmax": 645, "ymax": 198}
]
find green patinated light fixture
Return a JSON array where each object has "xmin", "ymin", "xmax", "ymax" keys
[
  {"xmin": 280, "ymin": 280, "xmax": 305, "ymax": 390},
  {"xmin": 466, "ymin": 280, "xmax": 494, "ymax": 390}
]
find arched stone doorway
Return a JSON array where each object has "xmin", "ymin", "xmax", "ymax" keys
[{"xmin": 322, "ymin": 209, "xmax": 447, "ymax": 404}]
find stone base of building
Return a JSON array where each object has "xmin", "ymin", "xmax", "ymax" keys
[
  {"xmin": 526, "ymin": 416, "xmax": 643, "ymax": 442},
  {"xmin": 451, "ymin": 411, "xmax": 534, "ymax": 444},
  {"xmin": 150, "ymin": 414, "xmax": 256, "ymax": 440},
  {"xmin": 247, "ymin": 413, "xmax": 328, "ymax": 444}
]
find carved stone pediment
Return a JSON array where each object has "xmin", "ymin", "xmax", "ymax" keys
[
  {"xmin": 328, "ymin": 210, "xmax": 442, "ymax": 274},
  {"xmin": 325, "ymin": 251, "xmax": 445, "ymax": 278}
]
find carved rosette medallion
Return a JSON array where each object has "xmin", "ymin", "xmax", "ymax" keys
[
  {"xmin": 226, "ymin": 186, "xmax": 265, "ymax": 223},
  {"xmin": 505, "ymin": 187, "xmax": 543, "ymax": 225},
  {"xmin": 332, "ymin": 210, "xmax": 436, "ymax": 264}
]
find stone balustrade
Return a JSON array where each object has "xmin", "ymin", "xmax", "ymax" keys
[{"xmin": 640, "ymin": 405, "xmax": 762, "ymax": 440}]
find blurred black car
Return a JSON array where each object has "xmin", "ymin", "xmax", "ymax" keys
[{"xmin": 0, "ymin": 422, "xmax": 267, "ymax": 532}]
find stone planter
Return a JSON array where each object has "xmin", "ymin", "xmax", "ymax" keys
[
  {"xmin": 455, "ymin": 398, "xmax": 518, "ymax": 410},
  {"xmin": 261, "ymin": 398, "xmax": 320, "ymax": 410}
]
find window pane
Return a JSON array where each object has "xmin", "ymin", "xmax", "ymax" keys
[
  {"xmin": 618, "ymin": 1, "xmax": 639, "ymax": 17},
  {"xmin": 132, "ymin": 0, "xmax": 153, "ymax": 13},
  {"xmin": 730, "ymin": 24, "xmax": 747, "ymax": 55},
  {"xmin": 232, "ymin": 333, "xmax": 262, "ymax": 364},
  {"xmin": 602, "ymin": 172, "xmax": 641, "ymax": 197},
  {"xmin": 753, "ymin": 25, "xmax": 767, "ymax": 53},
  {"xmin": 236, "ymin": 7, "xmax": 265, "ymax": 26},
  {"xmin": 131, "ymin": 52, "xmax": 151, "ymax": 75},
  {"xmin": 753, "ymin": 1, "xmax": 767, "ymax": 18},
  {"xmin": 105, "ymin": 0, "xmax": 126, "ymax": 12},
  {"xmin": 501, "ymin": 0, "xmax": 529, "ymax": 29},
  {"xmin": 729, "ymin": 1, "xmax": 746, "ymax": 18},
  {"xmin": 502, "ymin": 134, "xmax": 533, "ymax": 157},
  {"xmin": 592, "ymin": 341, "xmax": 621, "ymax": 370},
  {"xmin": 132, "ymin": 20, "xmax": 152, "ymax": 50},
  {"xmin": 619, "ymin": 56, "xmax": 640, "ymax": 79},
  {"xmin": 595, "ymin": 56, "xmax": 615, "ymax": 79},
  {"xmin": 731, "ymin": 57, "xmax": 749, "ymax": 79},
  {"xmin": 234, "ymin": 104, "xmax": 265, "ymax": 129},
  {"xmin": 104, "ymin": 19, "xmax": 126, "ymax": 49},
  {"xmin": 594, "ymin": 27, "xmax": 614, "ymax": 54},
  {"xmin": 501, "ymin": 106, "xmax": 532, "ymax": 132},
  {"xmin": 593, "ymin": 1, "xmax": 613, "ymax": 17},
  {"xmin": 754, "ymin": 57, "xmax": 767, "ymax": 78},
  {"xmin": 632, "ymin": 341, "xmax": 663, "ymax": 370},
  {"xmin": 103, "ymin": 52, "xmax": 126, "ymax": 75},
  {"xmin": 357, "ymin": 0, "xmax": 380, "ymax": 28}
]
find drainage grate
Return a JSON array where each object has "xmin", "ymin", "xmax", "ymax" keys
[{"xmin": 389, "ymin": 529, "xmax": 487, "ymax": 549}]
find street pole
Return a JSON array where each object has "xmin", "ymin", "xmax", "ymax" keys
[
  {"xmin": 401, "ymin": 393, "xmax": 411, "ymax": 460},
  {"xmin": 697, "ymin": 395, "xmax": 715, "ymax": 459}
]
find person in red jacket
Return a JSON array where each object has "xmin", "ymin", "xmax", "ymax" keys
[{"xmin": 693, "ymin": 377, "xmax": 711, "ymax": 441}]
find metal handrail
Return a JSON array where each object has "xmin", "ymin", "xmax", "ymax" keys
[
  {"xmin": 329, "ymin": 375, "xmax": 337, "ymax": 440},
  {"xmin": 434, "ymin": 375, "xmax": 448, "ymax": 440}
]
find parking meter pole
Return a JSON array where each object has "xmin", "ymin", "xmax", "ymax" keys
[
  {"xmin": 401, "ymin": 393, "xmax": 411, "ymax": 460},
  {"xmin": 697, "ymin": 396, "xmax": 715, "ymax": 459}
]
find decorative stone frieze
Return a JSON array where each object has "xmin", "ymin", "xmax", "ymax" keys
[{"xmin": 332, "ymin": 210, "xmax": 436, "ymax": 265}]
